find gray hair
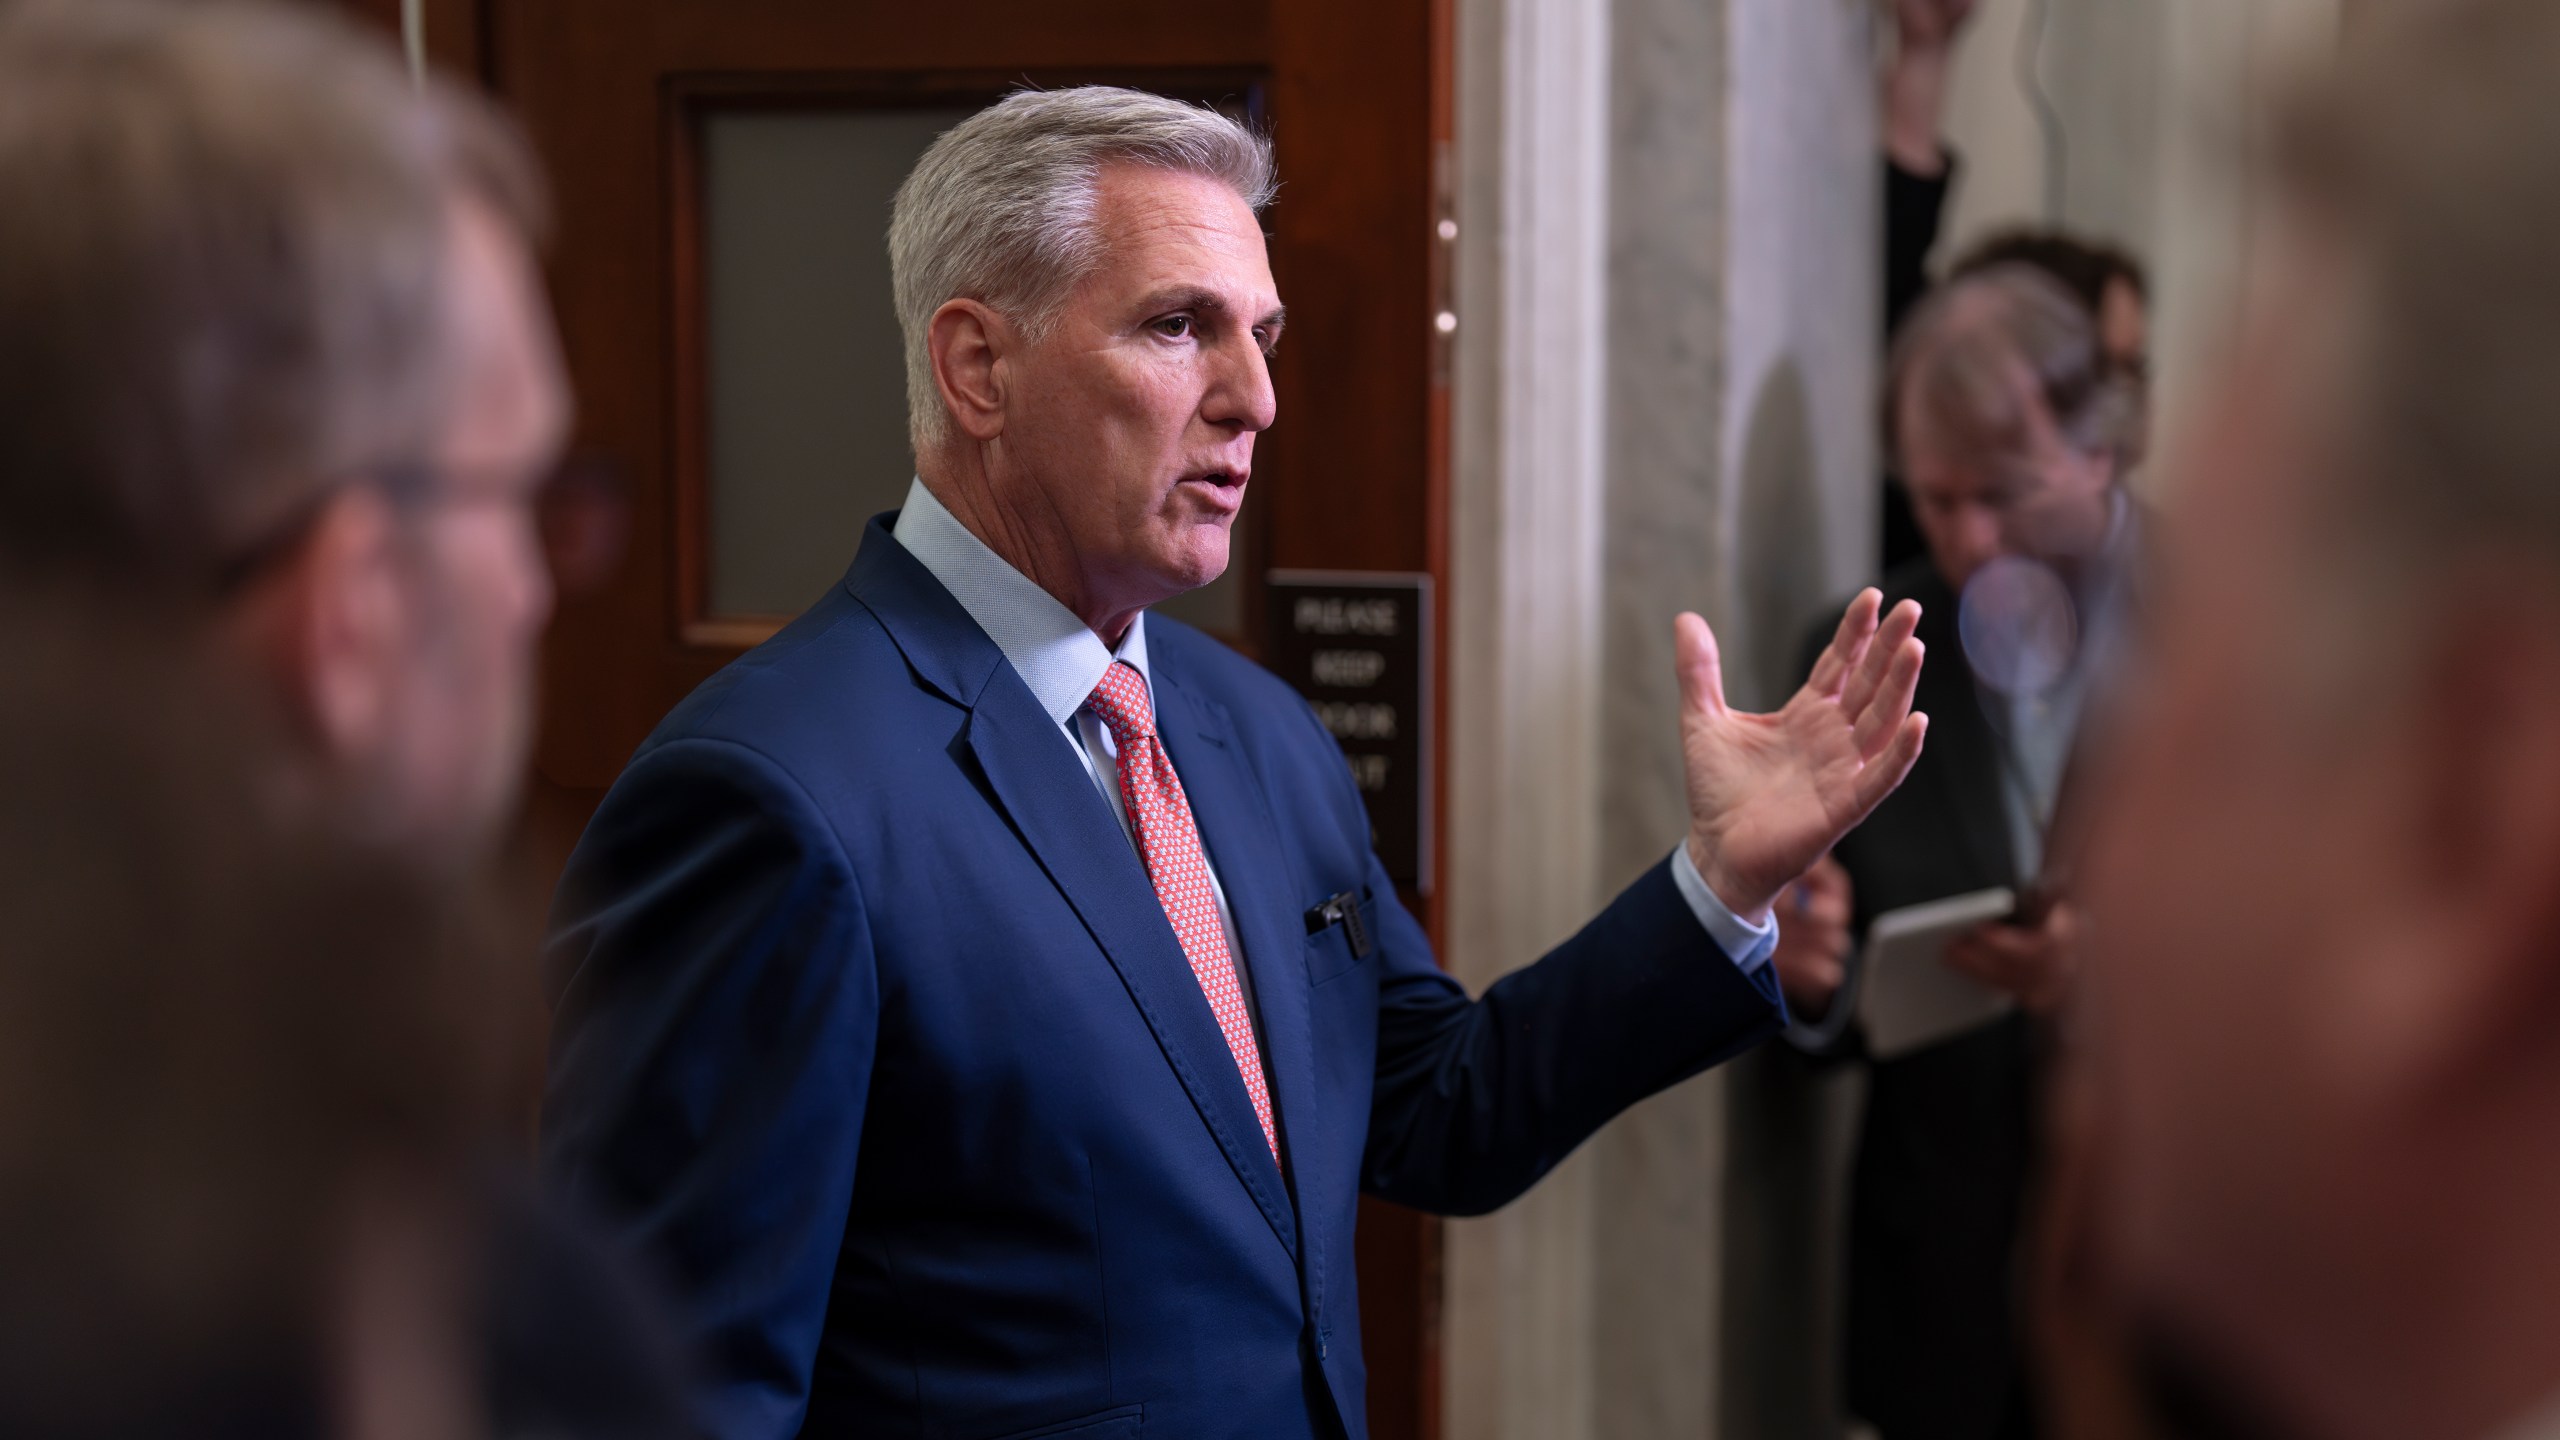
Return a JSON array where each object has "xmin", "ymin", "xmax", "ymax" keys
[
  {"xmin": 0, "ymin": 0, "xmax": 547, "ymax": 587},
  {"xmin": 1886, "ymin": 263, "xmax": 2135, "ymax": 475},
  {"xmin": 888, "ymin": 86, "xmax": 1276, "ymax": 453}
]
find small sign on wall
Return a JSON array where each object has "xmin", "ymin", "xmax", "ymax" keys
[{"xmin": 1264, "ymin": 570, "xmax": 1434, "ymax": 893}]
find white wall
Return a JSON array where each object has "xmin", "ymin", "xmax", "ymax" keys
[{"xmin": 1935, "ymin": 0, "xmax": 2342, "ymax": 453}]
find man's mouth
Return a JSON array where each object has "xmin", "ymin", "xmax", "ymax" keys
[{"xmin": 1177, "ymin": 469, "xmax": 1249, "ymax": 513}]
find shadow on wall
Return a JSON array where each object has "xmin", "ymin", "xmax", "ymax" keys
[
  {"xmin": 1731, "ymin": 359, "xmax": 1838, "ymax": 708},
  {"xmin": 1717, "ymin": 353, "xmax": 1871, "ymax": 1440}
]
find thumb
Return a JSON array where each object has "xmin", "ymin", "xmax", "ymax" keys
[{"xmin": 1675, "ymin": 612, "xmax": 1728, "ymax": 719}]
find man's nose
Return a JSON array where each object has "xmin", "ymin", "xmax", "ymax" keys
[
  {"xmin": 1956, "ymin": 506, "xmax": 2007, "ymax": 571},
  {"xmin": 1204, "ymin": 333, "xmax": 1278, "ymax": 433}
]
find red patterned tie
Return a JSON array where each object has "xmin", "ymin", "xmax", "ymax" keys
[{"xmin": 1085, "ymin": 661, "xmax": 1280, "ymax": 1167}]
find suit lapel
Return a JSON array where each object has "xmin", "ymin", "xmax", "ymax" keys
[
  {"xmin": 1152, "ymin": 677, "xmax": 1333, "ymax": 1267},
  {"xmin": 849, "ymin": 519, "xmax": 1300, "ymax": 1261},
  {"xmin": 961, "ymin": 683, "xmax": 1301, "ymax": 1261}
]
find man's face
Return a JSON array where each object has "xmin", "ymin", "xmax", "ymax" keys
[
  {"xmin": 2078, "ymin": 246, "xmax": 2429, "ymax": 1385},
  {"xmin": 379, "ymin": 196, "xmax": 566, "ymax": 850},
  {"xmin": 993, "ymin": 163, "xmax": 1281, "ymax": 620},
  {"xmin": 1898, "ymin": 368, "xmax": 2117, "ymax": 593}
]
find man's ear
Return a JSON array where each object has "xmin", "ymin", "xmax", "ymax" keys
[
  {"xmin": 2367, "ymin": 571, "xmax": 2560, "ymax": 1094},
  {"xmin": 927, "ymin": 298, "xmax": 1013, "ymax": 443},
  {"xmin": 258, "ymin": 490, "xmax": 408, "ymax": 763}
]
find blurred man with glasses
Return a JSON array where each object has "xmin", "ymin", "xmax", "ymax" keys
[
  {"xmin": 0, "ymin": 0, "xmax": 574, "ymax": 866},
  {"xmin": 1772, "ymin": 263, "xmax": 2143, "ymax": 1440},
  {"xmin": 0, "ymin": 2, "xmax": 670, "ymax": 1433}
]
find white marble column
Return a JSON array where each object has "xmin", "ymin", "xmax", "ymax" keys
[
  {"xmin": 1442, "ymin": 0, "xmax": 1878, "ymax": 1432},
  {"xmin": 1442, "ymin": 0, "xmax": 1611, "ymax": 1430}
]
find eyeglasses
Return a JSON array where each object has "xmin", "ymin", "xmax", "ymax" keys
[{"xmin": 214, "ymin": 452, "xmax": 629, "ymax": 598}]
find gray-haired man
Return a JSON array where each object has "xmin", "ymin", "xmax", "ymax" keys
[
  {"xmin": 0, "ymin": 0, "xmax": 565, "ymax": 867},
  {"xmin": 0, "ymin": 3, "xmax": 682, "ymax": 1433},
  {"xmin": 541, "ymin": 84, "xmax": 1930, "ymax": 1439},
  {"xmin": 2083, "ymin": 1, "xmax": 2560, "ymax": 1437}
]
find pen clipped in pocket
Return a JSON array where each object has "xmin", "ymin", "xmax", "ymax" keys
[{"xmin": 1303, "ymin": 888, "xmax": 1375, "ymax": 986}]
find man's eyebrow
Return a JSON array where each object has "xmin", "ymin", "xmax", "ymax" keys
[{"xmin": 1136, "ymin": 286, "xmax": 1288, "ymax": 334}]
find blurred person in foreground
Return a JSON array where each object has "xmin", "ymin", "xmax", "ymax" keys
[
  {"xmin": 0, "ymin": 2, "xmax": 679, "ymax": 1432},
  {"xmin": 0, "ymin": 607, "xmax": 509, "ymax": 1439},
  {"xmin": 1774, "ymin": 264, "xmax": 2143, "ymax": 1440},
  {"xmin": 540, "ymin": 84, "xmax": 1928, "ymax": 1440},
  {"xmin": 0, "ymin": 0, "xmax": 561, "ymax": 872},
  {"xmin": 2081, "ymin": 2, "xmax": 2560, "ymax": 1437}
]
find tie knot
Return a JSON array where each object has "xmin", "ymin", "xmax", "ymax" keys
[{"xmin": 1085, "ymin": 660, "xmax": 1154, "ymax": 739}]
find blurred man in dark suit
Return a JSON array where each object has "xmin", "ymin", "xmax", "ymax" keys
[
  {"xmin": 0, "ymin": 3, "xmax": 678, "ymax": 1432},
  {"xmin": 2083, "ymin": 3, "xmax": 2560, "ymax": 1437},
  {"xmin": 1776, "ymin": 263, "xmax": 2141, "ymax": 1440}
]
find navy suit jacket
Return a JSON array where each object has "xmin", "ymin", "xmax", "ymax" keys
[{"xmin": 540, "ymin": 515, "xmax": 1786, "ymax": 1440}]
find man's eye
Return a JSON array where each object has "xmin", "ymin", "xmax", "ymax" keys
[{"xmin": 1154, "ymin": 316, "xmax": 1192, "ymax": 339}]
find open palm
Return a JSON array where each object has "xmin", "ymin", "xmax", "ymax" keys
[{"xmin": 1680, "ymin": 591, "xmax": 1928, "ymax": 919}]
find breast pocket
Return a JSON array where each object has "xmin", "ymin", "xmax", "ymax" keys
[
  {"xmin": 983, "ymin": 1404, "xmax": 1144, "ymax": 1440},
  {"xmin": 1303, "ymin": 886, "xmax": 1379, "ymax": 987}
]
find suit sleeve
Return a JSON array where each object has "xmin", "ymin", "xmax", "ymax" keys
[
  {"xmin": 1338, "ymin": 756, "xmax": 1786, "ymax": 1218},
  {"xmin": 538, "ymin": 737, "xmax": 877, "ymax": 1440},
  {"xmin": 1885, "ymin": 154, "xmax": 1957, "ymax": 339}
]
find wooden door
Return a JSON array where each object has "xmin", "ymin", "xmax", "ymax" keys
[{"xmin": 347, "ymin": 2, "xmax": 1449, "ymax": 1434}]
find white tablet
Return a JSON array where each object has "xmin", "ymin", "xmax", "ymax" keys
[{"xmin": 1855, "ymin": 887, "xmax": 2019, "ymax": 1059}]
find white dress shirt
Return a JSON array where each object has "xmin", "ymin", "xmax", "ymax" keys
[
  {"xmin": 889, "ymin": 477, "xmax": 1777, "ymax": 1002},
  {"xmin": 1993, "ymin": 491, "xmax": 2141, "ymax": 882}
]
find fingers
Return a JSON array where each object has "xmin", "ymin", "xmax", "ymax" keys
[
  {"xmin": 1852, "ymin": 634, "xmax": 1926, "ymax": 759},
  {"xmin": 1944, "ymin": 913, "xmax": 2076, "ymax": 1012},
  {"xmin": 1944, "ymin": 921, "xmax": 2031, "ymax": 984},
  {"xmin": 1940, "ymin": 932, "xmax": 2000, "ymax": 987},
  {"xmin": 1805, "ymin": 589, "xmax": 1883, "ymax": 698},
  {"xmin": 1809, "ymin": 853, "xmax": 1853, "ymax": 900},
  {"xmin": 1803, "ymin": 953, "xmax": 1845, "ymax": 993},
  {"xmin": 1776, "ymin": 945, "xmax": 1847, "ymax": 1014},
  {"xmin": 1850, "ymin": 711, "xmax": 1929, "ymax": 818},
  {"xmin": 1674, "ymin": 612, "xmax": 1728, "ymax": 719},
  {"xmin": 1840, "ymin": 598, "xmax": 1923, "ymax": 723}
]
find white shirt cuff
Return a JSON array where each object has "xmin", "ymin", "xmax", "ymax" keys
[{"xmin": 1670, "ymin": 842, "xmax": 1778, "ymax": 975}]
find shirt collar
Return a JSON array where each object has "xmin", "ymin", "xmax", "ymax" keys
[{"xmin": 890, "ymin": 477, "xmax": 1149, "ymax": 726}]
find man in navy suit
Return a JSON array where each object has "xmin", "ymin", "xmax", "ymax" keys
[{"xmin": 539, "ymin": 85, "xmax": 1929, "ymax": 1440}]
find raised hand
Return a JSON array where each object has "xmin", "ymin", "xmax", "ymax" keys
[
  {"xmin": 1678, "ymin": 591, "xmax": 1927, "ymax": 922},
  {"xmin": 1885, "ymin": 0, "xmax": 1979, "ymax": 173},
  {"xmin": 1893, "ymin": 0, "xmax": 1980, "ymax": 51}
]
